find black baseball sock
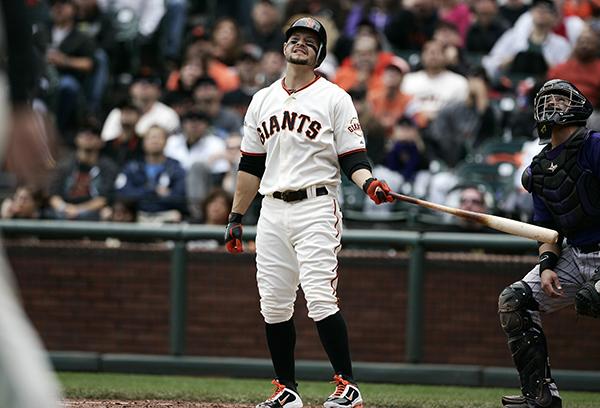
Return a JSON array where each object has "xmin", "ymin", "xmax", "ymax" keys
[
  {"xmin": 315, "ymin": 311, "xmax": 354, "ymax": 381},
  {"xmin": 265, "ymin": 318, "xmax": 297, "ymax": 391}
]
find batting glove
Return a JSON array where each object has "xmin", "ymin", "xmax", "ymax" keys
[
  {"xmin": 363, "ymin": 177, "xmax": 394, "ymax": 205},
  {"xmin": 225, "ymin": 212, "xmax": 244, "ymax": 253}
]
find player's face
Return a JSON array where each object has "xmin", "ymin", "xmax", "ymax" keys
[
  {"xmin": 535, "ymin": 93, "xmax": 571, "ymax": 121},
  {"xmin": 284, "ymin": 30, "xmax": 320, "ymax": 67}
]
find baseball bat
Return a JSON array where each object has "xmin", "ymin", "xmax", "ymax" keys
[{"xmin": 387, "ymin": 191, "xmax": 559, "ymax": 244}]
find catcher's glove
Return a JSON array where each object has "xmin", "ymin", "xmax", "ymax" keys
[{"xmin": 575, "ymin": 271, "xmax": 600, "ymax": 318}]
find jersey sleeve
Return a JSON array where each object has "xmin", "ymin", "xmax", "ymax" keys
[
  {"xmin": 333, "ymin": 91, "xmax": 367, "ymax": 156},
  {"xmin": 240, "ymin": 93, "xmax": 267, "ymax": 156},
  {"xmin": 583, "ymin": 131, "xmax": 600, "ymax": 178}
]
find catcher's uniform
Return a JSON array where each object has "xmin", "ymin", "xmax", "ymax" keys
[{"xmin": 242, "ymin": 76, "xmax": 367, "ymax": 323}]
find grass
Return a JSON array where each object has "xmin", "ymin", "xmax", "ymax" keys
[{"xmin": 58, "ymin": 372, "xmax": 600, "ymax": 408}]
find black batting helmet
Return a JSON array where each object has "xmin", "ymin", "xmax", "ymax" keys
[
  {"xmin": 534, "ymin": 79, "xmax": 593, "ymax": 144},
  {"xmin": 285, "ymin": 17, "xmax": 328, "ymax": 67}
]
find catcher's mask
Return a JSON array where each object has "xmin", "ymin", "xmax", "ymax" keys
[
  {"xmin": 285, "ymin": 17, "xmax": 328, "ymax": 67},
  {"xmin": 533, "ymin": 79, "xmax": 592, "ymax": 144}
]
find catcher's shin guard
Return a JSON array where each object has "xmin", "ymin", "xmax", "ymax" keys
[
  {"xmin": 575, "ymin": 271, "xmax": 600, "ymax": 318},
  {"xmin": 498, "ymin": 281, "xmax": 555, "ymax": 406}
]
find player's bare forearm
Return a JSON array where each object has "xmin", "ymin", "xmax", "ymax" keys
[
  {"xmin": 231, "ymin": 171, "xmax": 261, "ymax": 216},
  {"xmin": 350, "ymin": 168, "xmax": 374, "ymax": 189},
  {"xmin": 539, "ymin": 242, "xmax": 561, "ymax": 257}
]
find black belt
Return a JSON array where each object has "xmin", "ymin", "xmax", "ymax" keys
[
  {"xmin": 272, "ymin": 186, "xmax": 328, "ymax": 202},
  {"xmin": 576, "ymin": 243, "xmax": 600, "ymax": 254}
]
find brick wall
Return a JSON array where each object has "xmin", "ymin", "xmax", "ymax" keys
[{"xmin": 6, "ymin": 240, "xmax": 600, "ymax": 369}]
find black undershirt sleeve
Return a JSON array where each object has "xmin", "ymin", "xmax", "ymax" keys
[
  {"xmin": 238, "ymin": 153, "xmax": 266, "ymax": 178},
  {"xmin": 339, "ymin": 150, "xmax": 372, "ymax": 180}
]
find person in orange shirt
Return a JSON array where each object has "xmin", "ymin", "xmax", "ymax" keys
[
  {"xmin": 334, "ymin": 33, "xmax": 407, "ymax": 93},
  {"xmin": 367, "ymin": 57, "xmax": 413, "ymax": 134},
  {"xmin": 547, "ymin": 25, "xmax": 600, "ymax": 107}
]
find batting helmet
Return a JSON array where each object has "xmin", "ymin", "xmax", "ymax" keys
[
  {"xmin": 534, "ymin": 79, "xmax": 592, "ymax": 144},
  {"xmin": 285, "ymin": 17, "xmax": 328, "ymax": 67}
]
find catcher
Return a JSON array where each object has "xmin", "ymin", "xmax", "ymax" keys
[{"xmin": 498, "ymin": 79, "xmax": 600, "ymax": 408}]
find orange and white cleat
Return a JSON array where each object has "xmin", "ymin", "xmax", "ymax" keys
[
  {"xmin": 256, "ymin": 379, "xmax": 303, "ymax": 408},
  {"xmin": 323, "ymin": 374, "xmax": 363, "ymax": 408}
]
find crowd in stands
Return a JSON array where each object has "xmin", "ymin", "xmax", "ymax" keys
[{"xmin": 4, "ymin": 0, "xmax": 600, "ymax": 232}]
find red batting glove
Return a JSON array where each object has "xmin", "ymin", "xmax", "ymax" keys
[
  {"xmin": 362, "ymin": 177, "xmax": 394, "ymax": 204},
  {"xmin": 225, "ymin": 212, "xmax": 244, "ymax": 253}
]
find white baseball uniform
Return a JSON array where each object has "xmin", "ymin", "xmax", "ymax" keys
[{"xmin": 242, "ymin": 76, "xmax": 367, "ymax": 324}]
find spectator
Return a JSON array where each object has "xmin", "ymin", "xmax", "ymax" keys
[
  {"xmin": 349, "ymin": 88, "xmax": 388, "ymax": 168},
  {"xmin": 74, "ymin": 0, "xmax": 115, "ymax": 115},
  {"xmin": 102, "ymin": 101, "xmax": 144, "ymax": 166},
  {"xmin": 177, "ymin": 33, "xmax": 240, "ymax": 92},
  {"xmin": 511, "ymin": 0, "xmax": 585, "ymax": 46},
  {"xmin": 547, "ymin": 26, "xmax": 600, "ymax": 108},
  {"xmin": 343, "ymin": 0, "xmax": 397, "ymax": 38},
  {"xmin": 482, "ymin": 0, "xmax": 572, "ymax": 82},
  {"xmin": 164, "ymin": 109, "xmax": 229, "ymax": 173},
  {"xmin": 159, "ymin": 0, "xmax": 188, "ymax": 67},
  {"xmin": 259, "ymin": 49, "xmax": 286, "ymax": 86},
  {"xmin": 433, "ymin": 20, "xmax": 470, "ymax": 75},
  {"xmin": 192, "ymin": 76, "xmax": 243, "ymax": 137},
  {"xmin": 384, "ymin": 0, "xmax": 439, "ymax": 50},
  {"xmin": 100, "ymin": 198, "xmax": 137, "ymax": 222},
  {"xmin": 46, "ymin": 0, "xmax": 96, "ymax": 138},
  {"xmin": 334, "ymin": 34, "xmax": 404, "ymax": 92},
  {"xmin": 438, "ymin": 0, "xmax": 473, "ymax": 47},
  {"xmin": 444, "ymin": 184, "xmax": 495, "ymax": 231},
  {"xmin": 101, "ymin": 71, "xmax": 180, "ymax": 142},
  {"xmin": 401, "ymin": 39, "xmax": 470, "ymax": 126},
  {"xmin": 384, "ymin": 117, "xmax": 429, "ymax": 183},
  {"xmin": 96, "ymin": 0, "xmax": 165, "ymax": 75},
  {"xmin": 223, "ymin": 45, "xmax": 263, "ymax": 117},
  {"xmin": 499, "ymin": 0, "xmax": 530, "ymax": 26},
  {"xmin": 367, "ymin": 57, "xmax": 413, "ymax": 133},
  {"xmin": 199, "ymin": 188, "xmax": 233, "ymax": 225},
  {"xmin": 115, "ymin": 125, "xmax": 186, "ymax": 223},
  {"xmin": 47, "ymin": 126, "xmax": 118, "ymax": 220},
  {"xmin": 210, "ymin": 17, "xmax": 243, "ymax": 67},
  {"xmin": 427, "ymin": 71, "xmax": 498, "ymax": 167},
  {"xmin": 166, "ymin": 56, "xmax": 205, "ymax": 96},
  {"xmin": 454, "ymin": 185, "xmax": 493, "ymax": 231},
  {"xmin": 245, "ymin": 0, "xmax": 286, "ymax": 52},
  {"xmin": 1, "ymin": 186, "xmax": 44, "ymax": 220},
  {"xmin": 466, "ymin": 0, "xmax": 510, "ymax": 54},
  {"xmin": 220, "ymin": 132, "xmax": 243, "ymax": 195}
]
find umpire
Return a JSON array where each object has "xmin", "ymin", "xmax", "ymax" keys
[{"xmin": 498, "ymin": 79, "xmax": 600, "ymax": 408}]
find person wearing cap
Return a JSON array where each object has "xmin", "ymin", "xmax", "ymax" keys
[
  {"xmin": 482, "ymin": 0, "xmax": 572, "ymax": 81},
  {"xmin": 101, "ymin": 71, "xmax": 180, "ymax": 142}
]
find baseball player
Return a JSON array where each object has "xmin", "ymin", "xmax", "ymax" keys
[
  {"xmin": 498, "ymin": 79, "xmax": 600, "ymax": 408},
  {"xmin": 224, "ymin": 16, "xmax": 393, "ymax": 408}
]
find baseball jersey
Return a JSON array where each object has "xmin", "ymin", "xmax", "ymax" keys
[{"xmin": 241, "ymin": 76, "xmax": 367, "ymax": 195}]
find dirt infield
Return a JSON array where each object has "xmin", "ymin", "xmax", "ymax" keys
[{"xmin": 65, "ymin": 401, "xmax": 324, "ymax": 408}]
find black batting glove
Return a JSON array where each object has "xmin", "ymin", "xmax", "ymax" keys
[{"xmin": 225, "ymin": 212, "xmax": 244, "ymax": 253}]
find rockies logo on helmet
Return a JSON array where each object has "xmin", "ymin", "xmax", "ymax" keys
[{"xmin": 285, "ymin": 17, "xmax": 328, "ymax": 67}]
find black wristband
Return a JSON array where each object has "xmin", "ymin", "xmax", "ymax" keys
[
  {"xmin": 539, "ymin": 251, "xmax": 558, "ymax": 275},
  {"xmin": 362, "ymin": 177, "xmax": 376, "ymax": 193},
  {"xmin": 228, "ymin": 212, "xmax": 243, "ymax": 223}
]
